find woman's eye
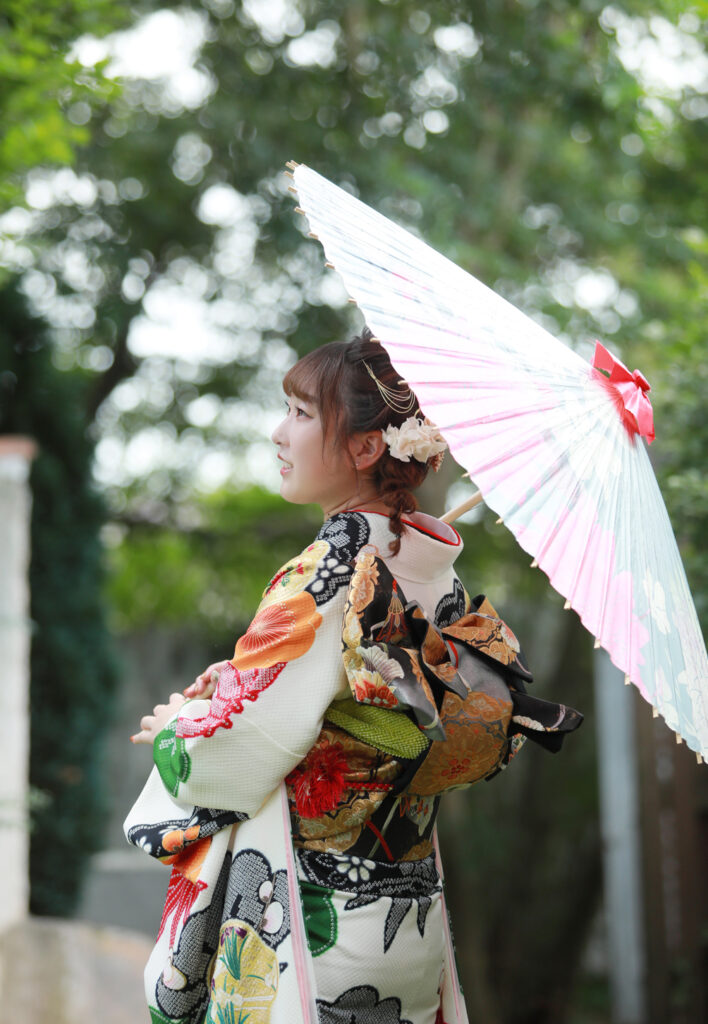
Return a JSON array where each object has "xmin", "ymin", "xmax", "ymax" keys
[{"xmin": 284, "ymin": 399, "xmax": 311, "ymax": 418}]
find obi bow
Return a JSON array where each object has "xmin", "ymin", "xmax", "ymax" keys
[
  {"xmin": 339, "ymin": 551, "xmax": 583, "ymax": 772},
  {"xmin": 592, "ymin": 341, "xmax": 655, "ymax": 444}
]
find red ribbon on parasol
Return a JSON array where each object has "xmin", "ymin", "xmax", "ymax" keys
[{"xmin": 592, "ymin": 341, "xmax": 655, "ymax": 444}]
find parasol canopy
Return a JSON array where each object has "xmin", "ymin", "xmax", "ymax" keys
[{"xmin": 286, "ymin": 160, "xmax": 708, "ymax": 762}]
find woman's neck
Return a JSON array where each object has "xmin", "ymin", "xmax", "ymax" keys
[{"xmin": 322, "ymin": 495, "xmax": 394, "ymax": 520}]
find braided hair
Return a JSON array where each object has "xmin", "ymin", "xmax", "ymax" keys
[{"xmin": 282, "ymin": 328, "xmax": 430, "ymax": 555}]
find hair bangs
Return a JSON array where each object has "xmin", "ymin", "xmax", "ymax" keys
[
  {"xmin": 283, "ymin": 344, "xmax": 348, "ymax": 442},
  {"xmin": 282, "ymin": 353, "xmax": 325, "ymax": 405}
]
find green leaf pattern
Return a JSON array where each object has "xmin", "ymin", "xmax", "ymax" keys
[{"xmin": 153, "ymin": 719, "xmax": 191, "ymax": 798}]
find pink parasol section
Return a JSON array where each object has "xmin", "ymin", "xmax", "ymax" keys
[{"xmin": 287, "ymin": 161, "xmax": 708, "ymax": 761}]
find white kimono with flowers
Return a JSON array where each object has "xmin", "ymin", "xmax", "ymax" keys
[{"xmin": 125, "ymin": 509, "xmax": 581, "ymax": 1024}]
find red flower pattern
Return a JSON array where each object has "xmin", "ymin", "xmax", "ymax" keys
[{"xmin": 286, "ymin": 741, "xmax": 349, "ymax": 819}]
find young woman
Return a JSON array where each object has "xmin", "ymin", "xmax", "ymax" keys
[{"xmin": 127, "ymin": 330, "xmax": 582, "ymax": 1024}]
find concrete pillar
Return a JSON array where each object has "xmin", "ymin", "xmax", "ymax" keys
[
  {"xmin": 594, "ymin": 647, "xmax": 645, "ymax": 1024},
  {"xmin": 0, "ymin": 436, "xmax": 38, "ymax": 932}
]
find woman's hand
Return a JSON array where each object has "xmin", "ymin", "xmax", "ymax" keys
[
  {"xmin": 131, "ymin": 692, "xmax": 186, "ymax": 745},
  {"xmin": 182, "ymin": 660, "xmax": 231, "ymax": 700}
]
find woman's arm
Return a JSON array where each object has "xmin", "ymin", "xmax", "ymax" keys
[
  {"xmin": 131, "ymin": 538, "xmax": 354, "ymax": 818},
  {"xmin": 130, "ymin": 661, "xmax": 227, "ymax": 745}
]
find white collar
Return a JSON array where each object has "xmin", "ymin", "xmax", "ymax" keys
[{"xmin": 345, "ymin": 508, "xmax": 463, "ymax": 583}]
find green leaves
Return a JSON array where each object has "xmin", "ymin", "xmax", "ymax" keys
[
  {"xmin": 0, "ymin": 1, "xmax": 128, "ymax": 206},
  {"xmin": 153, "ymin": 718, "xmax": 191, "ymax": 798}
]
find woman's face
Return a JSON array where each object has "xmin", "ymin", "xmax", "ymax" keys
[{"xmin": 271, "ymin": 393, "xmax": 356, "ymax": 513}]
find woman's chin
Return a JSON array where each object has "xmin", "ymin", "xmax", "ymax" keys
[{"xmin": 279, "ymin": 477, "xmax": 309, "ymax": 505}]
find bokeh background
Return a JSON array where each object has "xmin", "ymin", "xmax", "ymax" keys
[{"xmin": 0, "ymin": 1, "xmax": 706, "ymax": 1022}]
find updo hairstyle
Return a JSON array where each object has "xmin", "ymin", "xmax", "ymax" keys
[{"xmin": 283, "ymin": 328, "xmax": 430, "ymax": 555}]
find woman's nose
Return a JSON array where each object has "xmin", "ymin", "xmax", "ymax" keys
[{"xmin": 271, "ymin": 417, "xmax": 287, "ymax": 445}]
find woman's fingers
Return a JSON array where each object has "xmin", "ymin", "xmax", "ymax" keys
[
  {"xmin": 131, "ymin": 716, "xmax": 155, "ymax": 744},
  {"xmin": 183, "ymin": 660, "xmax": 229, "ymax": 699},
  {"xmin": 183, "ymin": 679, "xmax": 205, "ymax": 698},
  {"xmin": 130, "ymin": 692, "xmax": 186, "ymax": 745}
]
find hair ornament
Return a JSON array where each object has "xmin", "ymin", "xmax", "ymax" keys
[
  {"xmin": 381, "ymin": 416, "xmax": 447, "ymax": 471},
  {"xmin": 363, "ymin": 361, "xmax": 417, "ymax": 414}
]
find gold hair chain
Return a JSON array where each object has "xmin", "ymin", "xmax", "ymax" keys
[{"xmin": 363, "ymin": 361, "xmax": 417, "ymax": 414}]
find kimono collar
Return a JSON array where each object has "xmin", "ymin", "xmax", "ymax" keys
[{"xmin": 345, "ymin": 508, "xmax": 463, "ymax": 583}]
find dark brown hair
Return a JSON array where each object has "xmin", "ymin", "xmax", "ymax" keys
[{"xmin": 283, "ymin": 328, "xmax": 430, "ymax": 554}]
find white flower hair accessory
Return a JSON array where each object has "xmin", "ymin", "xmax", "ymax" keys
[{"xmin": 381, "ymin": 416, "xmax": 447, "ymax": 471}]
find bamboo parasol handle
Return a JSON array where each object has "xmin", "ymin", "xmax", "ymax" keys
[{"xmin": 441, "ymin": 489, "xmax": 484, "ymax": 523}]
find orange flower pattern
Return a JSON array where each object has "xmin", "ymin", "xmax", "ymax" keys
[
  {"xmin": 232, "ymin": 590, "xmax": 322, "ymax": 670},
  {"xmin": 162, "ymin": 825, "xmax": 200, "ymax": 855}
]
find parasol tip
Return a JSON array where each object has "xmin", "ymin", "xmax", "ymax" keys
[
  {"xmin": 675, "ymin": 732, "xmax": 683, "ymax": 745},
  {"xmin": 698, "ymin": 753, "xmax": 704, "ymax": 765},
  {"xmin": 285, "ymin": 159, "xmax": 300, "ymax": 170},
  {"xmin": 652, "ymin": 707, "xmax": 659, "ymax": 718},
  {"xmin": 593, "ymin": 637, "xmax": 601, "ymax": 649},
  {"xmin": 495, "ymin": 516, "xmax": 504, "ymax": 526},
  {"xmin": 530, "ymin": 558, "xmax": 539, "ymax": 569},
  {"xmin": 563, "ymin": 599, "xmax": 571, "ymax": 610},
  {"xmin": 624, "ymin": 675, "xmax": 631, "ymax": 686}
]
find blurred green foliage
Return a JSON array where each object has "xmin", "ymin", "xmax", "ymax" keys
[
  {"xmin": 105, "ymin": 485, "xmax": 320, "ymax": 637},
  {"xmin": 0, "ymin": 283, "xmax": 120, "ymax": 915},
  {"xmin": 0, "ymin": 0, "xmax": 132, "ymax": 206}
]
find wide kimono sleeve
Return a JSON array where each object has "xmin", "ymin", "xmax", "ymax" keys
[{"xmin": 149, "ymin": 516, "xmax": 372, "ymax": 818}]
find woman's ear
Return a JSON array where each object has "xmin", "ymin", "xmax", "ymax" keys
[{"xmin": 348, "ymin": 430, "xmax": 387, "ymax": 471}]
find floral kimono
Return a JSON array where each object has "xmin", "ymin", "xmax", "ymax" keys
[{"xmin": 125, "ymin": 510, "xmax": 582, "ymax": 1024}]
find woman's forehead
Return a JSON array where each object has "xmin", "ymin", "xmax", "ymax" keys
[{"xmin": 284, "ymin": 384, "xmax": 317, "ymax": 405}]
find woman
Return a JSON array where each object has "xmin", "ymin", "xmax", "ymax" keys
[{"xmin": 126, "ymin": 330, "xmax": 582, "ymax": 1024}]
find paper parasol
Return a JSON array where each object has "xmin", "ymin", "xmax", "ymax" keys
[{"xmin": 286, "ymin": 160, "xmax": 708, "ymax": 762}]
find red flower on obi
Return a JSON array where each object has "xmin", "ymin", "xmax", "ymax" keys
[
  {"xmin": 232, "ymin": 590, "xmax": 322, "ymax": 670},
  {"xmin": 286, "ymin": 740, "xmax": 349, "ymax": 819},
  {"xmin": 441, "ymin": 756, "xmax": 472, "ymax": 781}
]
